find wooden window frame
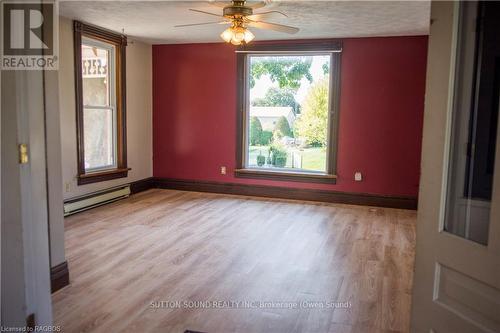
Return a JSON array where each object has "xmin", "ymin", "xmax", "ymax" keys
[
  {"xmin": 234, "ymin": 41, "xmax": 342, "ymax": 184},
  {"xmin": 74, "ymin": 21, "xmax": 129, "ymax": 185}
]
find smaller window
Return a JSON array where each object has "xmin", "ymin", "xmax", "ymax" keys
[{"xmin": 74, "ymin": 21, "xmax": 129, "ymax": 185}]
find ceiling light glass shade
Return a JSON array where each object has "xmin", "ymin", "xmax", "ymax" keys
[
  {"xmin": 243, "ymin": 29, "xmax": 255, "ymax": 43},
  {"xmin": 220, "ymin": 28, "xmax": 233, "ymax": 43},
  {"xmin": 231, "ymin": 27, "xmax": 246, "ymax": 45},
  {"xmin": 230, "ymin": 37, "xmax": 242, "ymax": 45}
]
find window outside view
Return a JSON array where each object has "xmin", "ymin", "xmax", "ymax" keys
[
  {"xmin": 82, "ymin": 41, "xmax": 116, "ymax": 171},
  {"xmin": 247, "ymin": 55, "xmax": 331, "ymax": 173}
]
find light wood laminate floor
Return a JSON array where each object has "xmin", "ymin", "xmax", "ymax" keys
[{"xmin": 53, "ymin": 189, "xmax": 416, "ymax": 333}]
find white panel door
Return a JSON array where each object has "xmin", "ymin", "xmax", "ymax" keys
[{"xmin": 411, "ymin": 2, "xmax": 500, "ymax": 332}]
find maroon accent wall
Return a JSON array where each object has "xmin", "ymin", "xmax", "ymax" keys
[{"xmin": 153, "ymin": 36, "xmax": 428, "ymax": 197}]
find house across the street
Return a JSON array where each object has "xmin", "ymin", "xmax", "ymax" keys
[{"xmin": 250, "ymin": 106, "xmax": 295, "ymax": 131}]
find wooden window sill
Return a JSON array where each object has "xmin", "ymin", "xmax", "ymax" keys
[
  {"xmin": 77, "ymin": 168, "xmax": 130, "ymax": 185},
  {"xmin": 234, "ymin": 168, "xmax": 337, "ymax": 184}
]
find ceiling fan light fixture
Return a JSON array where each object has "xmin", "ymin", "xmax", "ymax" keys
[
  {"xmin": 220, "ymin": 25, "xmax": 255, "ymax": 45},
  {"xmin": 180, "ymin": 1, "xmax": 299, "ymax": 44}
]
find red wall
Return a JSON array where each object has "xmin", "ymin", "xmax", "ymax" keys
[{"xmin": 153, "ymin": 36, "xmax": 428, "ymax": 197}]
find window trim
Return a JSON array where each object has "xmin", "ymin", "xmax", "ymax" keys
[
  {"xmin": 74, "ymin": 21, "xmax": 129, "ymax": 185},
  {"xmin": 235, "ymin": 41, "xmax": 342, "ymax": 184},
  {"xmin": 81, "ymin": 37, "xmax": 117, "ymax": 173}
]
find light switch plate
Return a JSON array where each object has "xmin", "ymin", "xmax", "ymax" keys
[{"xmin": 221, "ymin": 166, "xmax": 226, "ymax": 175}]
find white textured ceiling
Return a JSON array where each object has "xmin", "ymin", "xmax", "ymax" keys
[{"xmin": 60, "ymin": 1, "xmax": 430, "ymax": 44}]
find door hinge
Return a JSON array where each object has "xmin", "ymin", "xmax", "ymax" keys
[{"xmin": 19, "ymin": 143, "xmax": 28, "ymax": 164}]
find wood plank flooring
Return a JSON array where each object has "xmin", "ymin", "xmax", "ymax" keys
[{"xmin": 52, "ymin": 189, "xmax": 416, "ymax": 333}]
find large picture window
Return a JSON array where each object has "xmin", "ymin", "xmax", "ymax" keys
[
  {"xmin": 235, "ymin": 42, "xmax": 341, "ymax": 183},
  {"xmin": 74, "ymin": 21, "xmax": 128, "ymax": 185}
]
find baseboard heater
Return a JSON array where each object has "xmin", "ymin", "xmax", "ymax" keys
[{"xmin": 63, "ymin": 186, "xmax": 131, "ymax": 216}]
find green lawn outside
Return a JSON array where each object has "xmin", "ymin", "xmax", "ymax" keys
[
  {"xmin": 300, "ymin": 147, "xmax": 327, "ymax": 171},
  {"xmin": 248, "ymin": 145, "xmax": 326, "ymax": 172}
]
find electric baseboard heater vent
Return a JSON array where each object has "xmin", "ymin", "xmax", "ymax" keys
[{"xmin": 63, "ymin": 186, "xmax": 131, "ymax": 216}]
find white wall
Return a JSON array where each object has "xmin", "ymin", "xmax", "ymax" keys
[{"xmin": 58, "ymin": 17, "xmax": 152, "ymax": 200}]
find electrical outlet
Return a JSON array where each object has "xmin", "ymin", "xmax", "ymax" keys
[
  {"xmin": 65, "ymin": 182, "xmax": 71, "ymax": 192},
  {"xmin": 220, "ymin": 166, "xmax": 227, "ymax": 175},
  {"xmin": 354, "ymin": 172, "xmax": 363, "ymax": 181}
]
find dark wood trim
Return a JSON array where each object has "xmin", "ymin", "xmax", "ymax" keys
[
  {"xmin": 119, "ymin": 31, "xmax": 128, "ymax": 171},
  {"xmin": 129, "ymin": 177, "xmax": 155, "ymax": 194},
  {"xmin": 235, "ymin": 168, "xmax": 337, "ymax": 184},
  {"xmin": 237, "ymin": 40, "xmax": 342, "ymax": 52},
  {"xmin": 51, "ymin": 261, "xmax": 69, "ymax": 293},
  {"xmin": 26, "ymin": 313, "xmax": 35, "ymax": 330},
  {"xmin": 235, "ymin": 41, "xmax": 342, "ymax": 183},
  {"xmin": 74, "ymin": 20, "xmax": 128, "ymax": 186},
  {"xmin": 74, "ymin": 21, "xmax": 84, "ymax": 180},
  {"xmin": 328, "ymin": 50, "xmax": 342, "ymax": 176},
  {"xmin": 235, "ymin": 51, "xmax": 246, "ymax": 170},
  {"xmin": 74, "ymin": 21, "xmax": 126, "ymax": 45},
  {"xmin": 77, "ymin": 168, "xmax": 131, "ymax": 185},
  {"xmin": 153, "ymin": 178, "xmax": 418, "ymax": 210}
]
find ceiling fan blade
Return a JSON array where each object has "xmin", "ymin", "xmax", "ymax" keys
[
  {"xmin": 189, "ymin": 8, "xmax": 224, "ymax": 18},
  {"xmin": 247, "ymin": 1, "xmax": 268, "ymax": 9},
  {"xmin": 247, "ymin": 20, "xmax": 299, "ymax": 34},
  {"xmin": 208, "ymin": 0, "xmax": 230, "ymax": 8},
  {"xmin": 246, "ymin": 10, "xmax": 287, "ymax": 21},
  {"xmin": 174, "ymin": 21, "xmax": 229, "ymax": 28}
]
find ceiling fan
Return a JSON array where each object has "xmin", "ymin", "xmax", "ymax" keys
[{"xmin": 174, "ymin": 0, "xmax": 299, "ymax": 45}]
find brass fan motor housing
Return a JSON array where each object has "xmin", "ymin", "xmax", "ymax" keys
[{"xmin": 223, "ymin": 5, "xmax": 253, "ymax": 18}]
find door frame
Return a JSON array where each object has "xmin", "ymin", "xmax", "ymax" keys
[{"xmin": 1, "ymin": 66, "xmax": 53, "ymax": 327}]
